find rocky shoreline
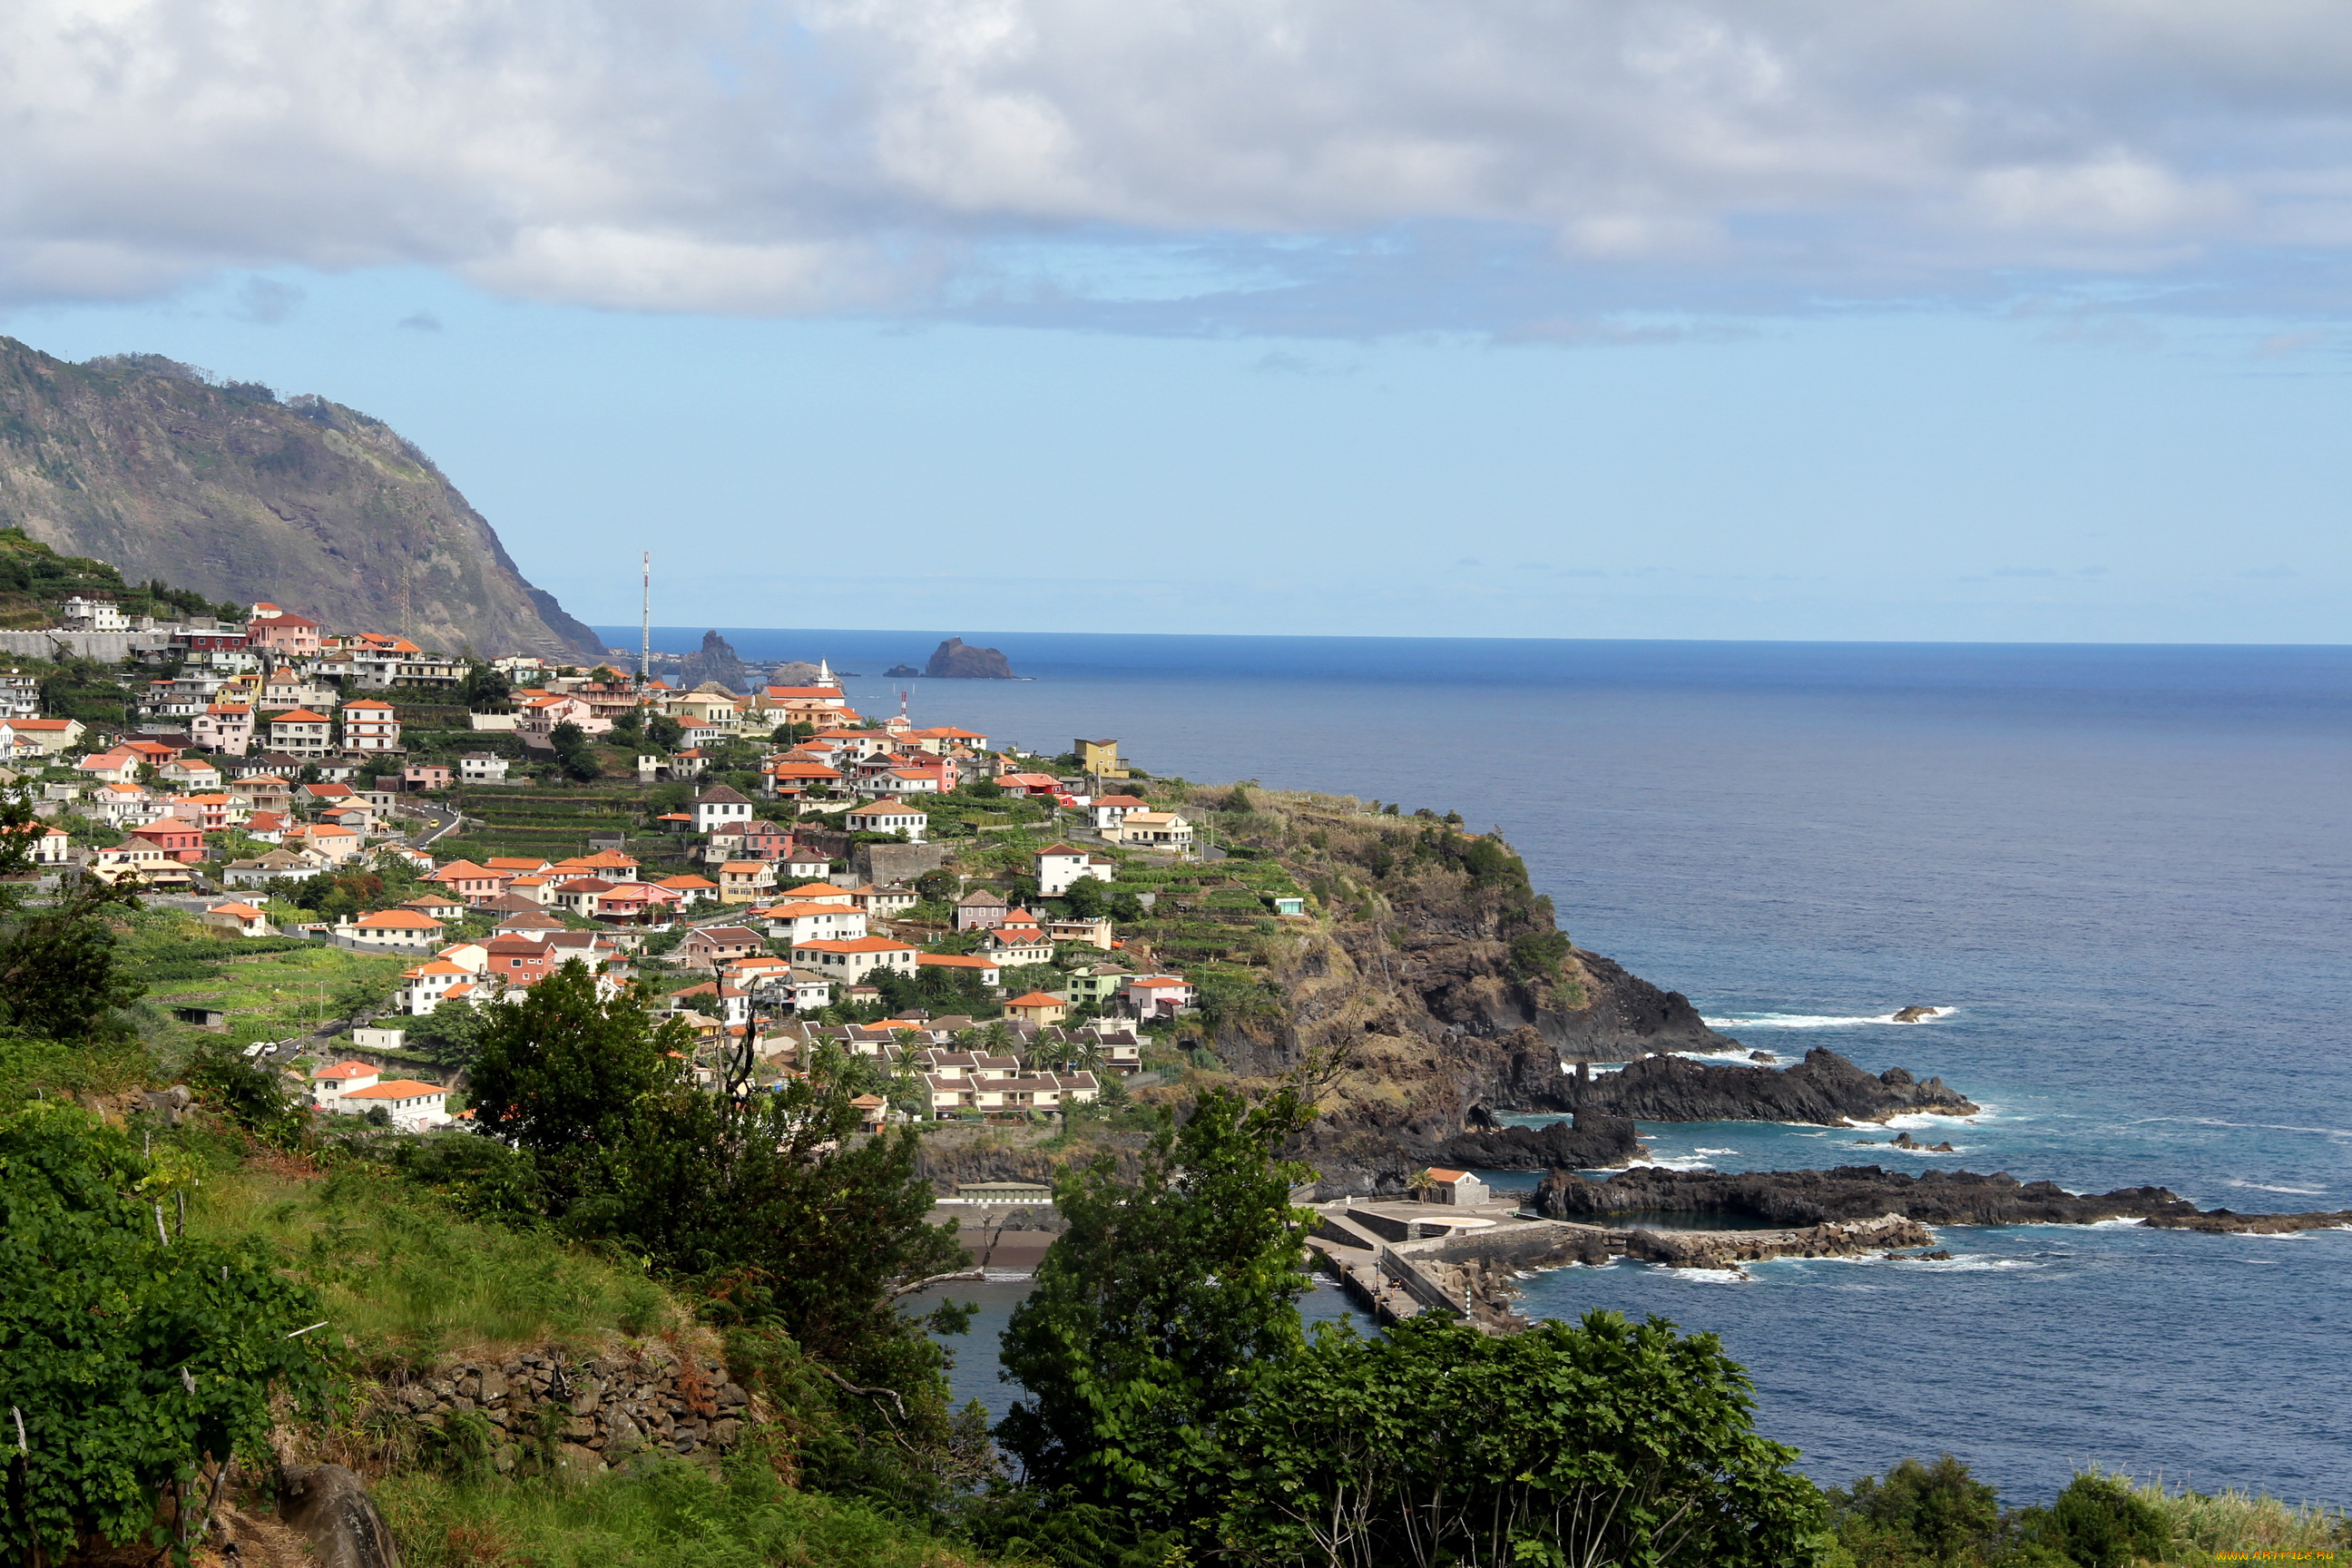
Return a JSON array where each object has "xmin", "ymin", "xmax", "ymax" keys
[
  {"xmin": 1531, "ymin": 1163, "xmax": 2349, "ymax": 1235},
  {"xmin": 1565, "ymin": 1046, "xmax": 1979, "ymax": 1125}
]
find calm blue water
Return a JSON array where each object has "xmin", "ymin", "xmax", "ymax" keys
[{"xmin": 616, "ymin": 628, "xmax": 2352, "ymax": 1504}]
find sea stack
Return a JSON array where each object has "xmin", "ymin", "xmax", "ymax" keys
[{"xmin": 926, "ymin": 637, "xmax": 1014, "ymax": 679}]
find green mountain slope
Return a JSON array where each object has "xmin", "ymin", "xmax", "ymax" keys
[{"xmin": 0, "ymin": 338, "xmax": 603, "ymax": 659}]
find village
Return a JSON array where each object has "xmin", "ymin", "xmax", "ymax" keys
[{"xmin": 0, "ymin": 597, "xmax": 1298, "ymax": 1143}]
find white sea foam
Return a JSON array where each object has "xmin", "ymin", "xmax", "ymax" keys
[
  {"xmin": 2227, "ymin": 1181, "xmax": 2327, "ymax": 1196},
  {"xmin": 1638, "ymin": 1154, "xmax": 1719, "ymax": 1171},
  {"xmin": 1880, "ymin": 1112, "xmax": 1971, "ymax": 1132},
  {"xmin": 1667, "ymin": 1267, "xmax": 1751, "ymax": 1284},
  {"xmin": 1692, "ymin": 1146, "xmax": 1740, "ymax": 1155},
  {"xmin": 1700, "ymin": 1007, "xmax": 1956, "ymax": 1030}
]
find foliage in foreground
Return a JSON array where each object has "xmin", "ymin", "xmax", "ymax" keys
[
  {"xmin": 1822, "ymin": 1453, "xmax": 2352, "ymax": 1567},
  {"xmin": 0, "ymin": 1102, "xmax": 333, "ymax": 1562},
  {"xmin": 995, "ymin": 1079, "xmax": 1828, "ymax": 1567},
  {"xmin": 376, "ymin": 1450, "xmax": 990, "ymax": 1568}
]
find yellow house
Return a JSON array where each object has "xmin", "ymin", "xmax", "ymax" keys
[
  {"xmin": 1073, "ymin": 738, "xmax": 1127, "ymax": 779},
  {"xmin": 1005, "ymin": 991, "xmax": 1069, "ymax": 1024}
]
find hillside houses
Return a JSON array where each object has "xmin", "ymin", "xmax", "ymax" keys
[{"xmin": 10, "ymin": 578, "xmax": 1231, "ymax": 1132}]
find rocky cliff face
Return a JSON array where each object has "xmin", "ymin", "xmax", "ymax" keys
[
  {"xmin": 677, "ymin": 630, "xmax": 750, "ymax": 692},
  {"xmin": 1156, "ymin": 790, "xmax": 1731, "ymax": 1192},
  {"xmin": 0, "ymin": 339, "xmax": 602, "ymax": 659}
]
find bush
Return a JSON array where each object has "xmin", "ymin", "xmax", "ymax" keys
[{"xmin": 0, "ymin": 1103, "xmax": 333, "ymax": 1561}]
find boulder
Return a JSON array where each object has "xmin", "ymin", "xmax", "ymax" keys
[{"xmin": 279, "ymin": 1464, "xmax": 402, "ymax": 1568}]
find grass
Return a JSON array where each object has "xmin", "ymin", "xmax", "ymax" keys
[
  {"xmin": 376, "ymin": 1457, "xmax": 995, "ymax": 1568},
  {"xmin": 185, "ymin": 1155, "xmax": 681, "ymax": 1367},
  {"xmin": 122, "ymin": 916, "xmax": 413, "ymax": 1042},
  {"xmin": 2131, "ymin": 1475, "xmax": 2350, "ymax": 1563}
]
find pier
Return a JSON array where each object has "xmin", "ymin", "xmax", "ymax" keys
[{"xmin": 1307, "ymin": 1197, "xmax": 1934, "ymax": 1331}]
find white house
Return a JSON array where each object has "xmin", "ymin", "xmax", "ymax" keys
[
  {"xmin": 340, "ymin": 698, "xmax": 401, "ymax": 752},
  {"xmin": 1109, "ymin": 811, "xmax": 1194, "ymax": 851},
  {"xmin": 396, "ymin": 960, "xmax": 477, "ymax": 1014},
  {"xmin": 60, "ymin": 595, "xmax": 129, "ymax": 632},
  {"xmin": 843, "ymin": 799, "xmax": 927, "ymax": 842},
  {"xmin": 1416, "ymin": 1168, "xmax": 1491, "ymax": 1207},
  {"xmin": 201, "ymin": 901, "xmax": 272, "ymax": 937},
  {"xmin": 309, "ymin": 1061, "xmax": 379, "ymax": 1106},
  {"xmin": 338, "ymin": 908, "xmax": 446, "ymax": 952},
  {"xmin": 1036, "ymin": 844, "xmax": 1116, "ymax": 897},
  {"xmin": 789, "ymin": 934, "xmax": 919, "ymax": 981},
  {"xmin": 459, "ymin": 753, "xmax": 510, "ymax": 782},
  {"xmin": 1087, "ymin": 794, "xmax": 1152, "ymax": 833},
  {"xmin": 693, "ymin": 784, "xmax": 756, "ymax": 835},
  {"xmin": 338, "ymin": 1077, "xmax": 452, "ymax": 1131},
  {"xmin": 757, "ymin": 900, "xmax": 870, "ymax": 946}
]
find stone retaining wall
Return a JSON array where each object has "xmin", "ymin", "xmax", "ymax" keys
[{"xmin": 384, "ymin": 1340, "xmax": 748, "ymax": 1472}]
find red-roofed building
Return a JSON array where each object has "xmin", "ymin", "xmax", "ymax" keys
[
  {"xmin": 339, "ymin": 908, "xmax": 447, "ymax": 951},
  {"xmin": 341, "ymin": 698, "xmax": 400, "ymax": 751},
  {"xmin": 248, "ymin": 607, "xmax": 322, "ymax": 656},
  {"xmin": 338, "ymin": 1078, "xmax": 452, "ymax": 1130},
  {"xmin": 917, "ymin": 952, "xmax": 1002, "ymax": 987},
  {"xmin": 789, "ymin": 934, "xmax": 918, "ymax": 981},
  {"xmin": 1004, "ymin": 991, "xmax": 1069, "ymax": 1024},
  {"xmin": 267, "ymin": 708, "xmax": 336, "ymax": 758},
  {"xmin": 127, "ymin": 821, "xmax": 207, "ymax": 863},
  {"xmin": 426, "ymin": 860, "xmax": 507, "ymax": 905},
  {"xmin": 482, "ymin": 934, "xmax": 554, "ymax": 987}
]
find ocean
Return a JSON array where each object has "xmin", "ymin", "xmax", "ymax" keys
[{"xmin": 604, "ymin": 628, "xmax": 2352, "ymax": 1504}]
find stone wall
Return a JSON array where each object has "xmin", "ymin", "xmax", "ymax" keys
[{"xmin": 384, "ymin": 1339, "xmax": 749, "ymax": 1472}]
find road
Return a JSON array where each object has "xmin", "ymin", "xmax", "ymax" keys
[{"xmin": 400, "ymin": 799, "xmax": 466, "ymax": 849}]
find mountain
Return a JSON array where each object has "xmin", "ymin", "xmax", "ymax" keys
[{"xmin": 0, "ymin": 339, "xmax": 603, "ymax": 659}]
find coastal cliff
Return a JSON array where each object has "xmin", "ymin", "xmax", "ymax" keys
[
  {"xmin": 0, "ymin": 338, "xmax": 602, "ymax": 658},
  {"xmin": 1133, "ymin": 787, "xmax": 1731, "ymax": 1191}
]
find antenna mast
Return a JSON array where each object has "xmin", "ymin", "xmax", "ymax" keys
[{"xmin": 639, "ymin": 552, "xmax": 651, "ymax": 683}]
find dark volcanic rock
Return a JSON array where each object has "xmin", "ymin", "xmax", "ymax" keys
[
  {"xmin": 678, "ymin": 631, "xmax": 749, "ymax": 693},
  {"xmin": 1572, "ymin": 1046, "xmax": 1977, "ymax": 1125},
  {"xmin": 926, "ymin": 637, "xmax": 1014, "ymax": 679},
  {"xmin": 2141, "ymin": 1209, "xmax": 2352, "ymax": 1234},
  {"xmin": 1533, "ymin": 1164, "xmax": 2198, "ymax": 1227},
  {"xmin": 1429, "ymin": 1111, "xmax": 1642, "ymax": 1172}
]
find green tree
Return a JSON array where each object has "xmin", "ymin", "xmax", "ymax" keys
[
  {"xmin": 460, "ymin": 662, "xmax": 513, "ymax": 709},
  {"xmin": 1828, "ymin": 1455, "xmax": 2004, "ymax": 1566},
  {"xmin": 996, "ymin": 1083, "xmax": 1317, "ymax": 1502},
  {"xmin": 466, "ymin": 965, "xmax": 977, "ymax": 1495},
  {"xmin": 466, "ymin": 963, "xmax": 692, "ymax": 1217},
  {"xmin": 645, "ymin": 712, "xmax": 685, "ymax": 752},
  {"xmin": 548, "ymin": 720, "xmax": 603, "ymax": 783},
  {"xmin": 1193, "ymin": 1312, "xmax": 1828, "ymax": 1568},
  {"xmin": 406, "ymin": 995, "xmax": 490, "ymax": 1074},
  {"xmin": 0, "ymin": 1103, "xmax": 332, "ymax": 1562},
  {"xmin": 0, "ymin": 878, "xmax": 143, "ymax": 1040}
]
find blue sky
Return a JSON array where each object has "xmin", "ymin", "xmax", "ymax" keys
[{"xmin": 3, "ymin": 2, "xmax": 2349, "ymax": 642}]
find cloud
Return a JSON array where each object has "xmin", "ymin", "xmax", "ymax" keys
[
  {"xmin": 227, "ymin": 278, "xmax": 303, "ymax": 324},
  {"xmin": 5, "ymin": 1, "xmax": 2352, "ymax": 328},
  {"xmin": 2239, "ymin": 564, "xmax": 2298, "ymax": 579},
  {"xmin": 396, "ymin": 311, "xmax": 443, "ymax": 331}
]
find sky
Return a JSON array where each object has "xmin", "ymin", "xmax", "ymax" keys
[{"xmin": 2, "ymin": 0, "xmax": 2349, "ymax": 642}]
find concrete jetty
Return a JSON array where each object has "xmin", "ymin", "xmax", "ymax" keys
[{"xmin": 1307, "ymin": 1197, "xmax": 1935, "ymax": 1331}]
